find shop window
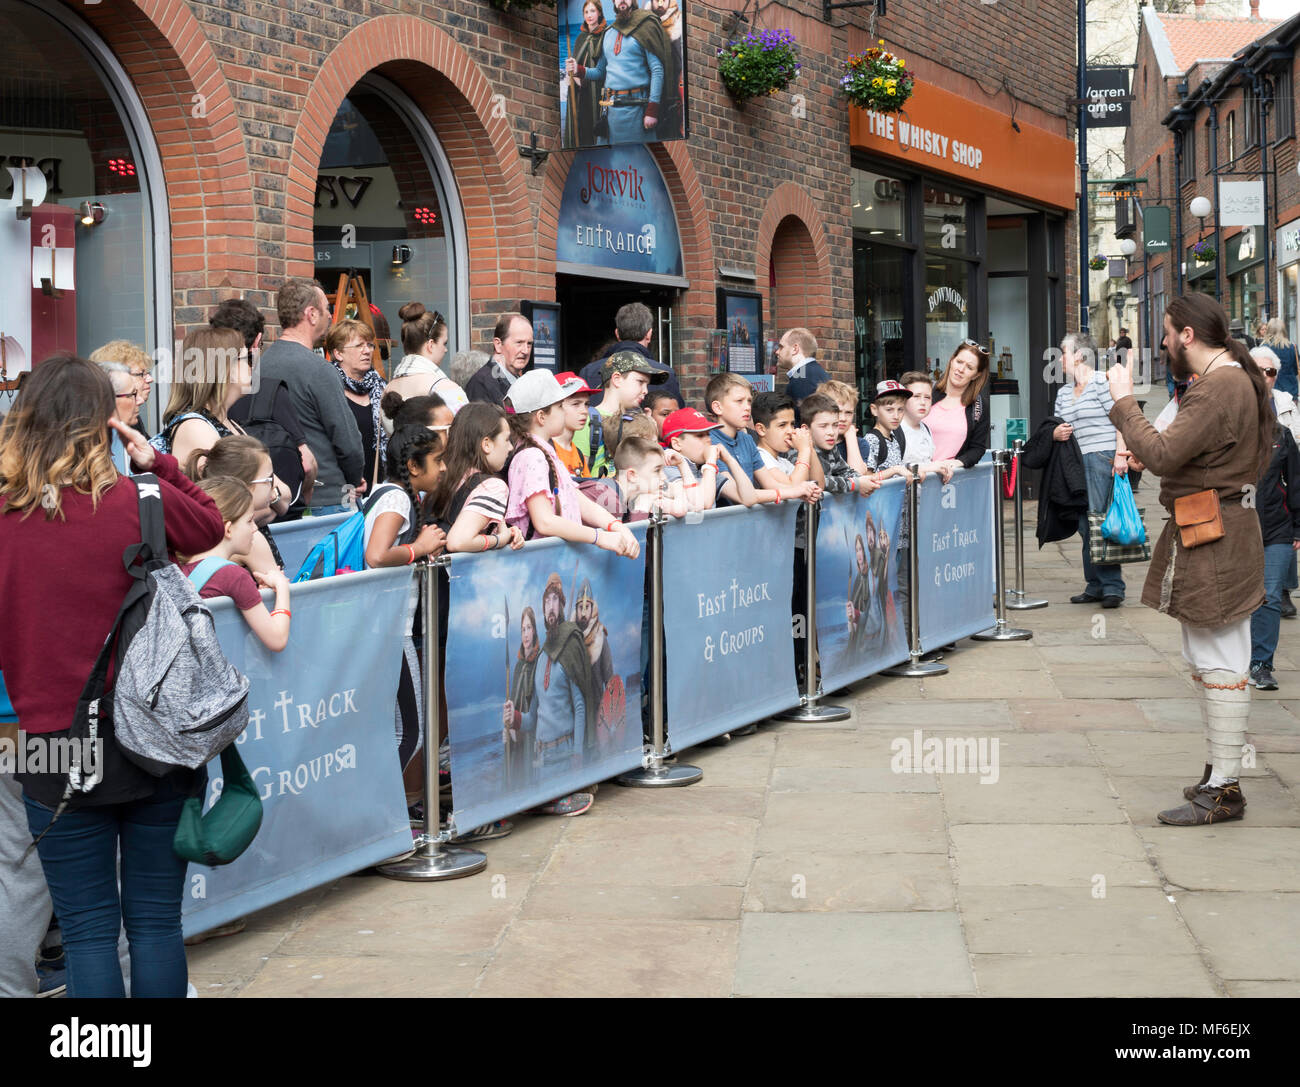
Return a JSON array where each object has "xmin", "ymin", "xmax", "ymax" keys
[
  {"xmin": 1276, "ymin": 70, "xmax": 1295, "ymax": 142},
  {"xmin": 922, "ymin": 183, "xmax": 969, "ymax": 255},
  {"xmin": 1226, "ymin": 111, "xmax": 1235, "ymax": 163},
  {"xmin": 0, "ymin": 1, "xmax": 157, "ymax": 401},
  {"xmin": 851, "ymin": 167, "xmax": 907, "ymax": 241},
  {"xmin": 988, "ymin": 217, "xmax": 1027, "ymax": 273},
  {"xmin": 314, "ymin": 85, "xmax": 457, "ymax": 369},
  {"xmin": 923, "ymin": 255, "xmax": 972, "ymax": 374},
  {"xmin": 1284, "ymin": 265, "xmax": 1297, "ymax": 342},
  {"xmin": 1180, "ymin": 126, "xmax": 1196, "ymax": 183},
  {"xmin": 853, "ymin": 240, "xmax": 907, "ymax": 396}
]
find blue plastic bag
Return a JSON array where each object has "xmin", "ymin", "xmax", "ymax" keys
[{"xmin": 1100, "ymin": 473, "xmax": 1146, "ymax": 546}]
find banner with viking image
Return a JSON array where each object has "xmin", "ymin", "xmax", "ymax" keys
[
  {"xmin": 916, "ymin": 464, "xmax": 996, "ymax": 652},
  {"xmin": 559, "ymin": 0, "xmax": 687, "ymax": 149},
  {"xmin": 444, "ymin": 528, "xmax": 649, "ymax": 832},
  {"xmin": 814, "ymin": 481, "xmax": 910, "ymax": 690},
  {"xmin": 661, "ymin": 502, "xmax": 800, "ymax": 749},
  {"xmin": 182, "ymin": 566, "xmax": 416, "ymax": 938}
]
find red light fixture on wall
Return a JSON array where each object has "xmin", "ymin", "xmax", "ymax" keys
[
  {"xmin": 413, "ymin": 206, "xmax": 437, "ymax": 226},
  {"xmin": 107, "ymin": 157, "xmax": 136, "ymax": 179}
]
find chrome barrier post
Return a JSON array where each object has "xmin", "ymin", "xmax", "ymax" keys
[
  {"xmin": 772, "ymin": 500, "xmax": 851, "ymax": 721},
  {"xmin": 881, "ymin": 475, "xmax": 948, "ymax": 677},
  {"xmin": 619, "ymin": 511, "xmax": 702, "ymax": 787},
  {"xmin": 1004, "ymin": 439, "xmax": 1048, "ymax": 611},
  {"xmin": 973, "ymin": 451, "xmax": 1033, "ymax": 643},
  {"xmin": 380, "ymin": 557, "xmax": 488, "ymax": 880}
]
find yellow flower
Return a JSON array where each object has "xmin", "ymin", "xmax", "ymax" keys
[
  {"xmin": 898, "ymin": 59, "xmax": 905, "ymax": 68},
  {"xmin": 872, "ymin": 77, "xmax": 882, "ymax": 87},
  {"xmin": 886, "ymin": 80, "xmax": 896, "ymax": 90},
  {"xmin": 887, "ymin": 87, "xmax": 895, "ymax": 96},
  {"xmin": 878, "ymin": 38, "xmax": 884, "ymax": 44}
]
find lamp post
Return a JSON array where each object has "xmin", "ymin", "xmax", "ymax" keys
[
  {"xmin": 1189, "ymin": 195, "xmax": 1214, "ymax": 298},
  {"xmin": 1118, "ymin": 236, "xmax": 1137, "ymax": 364}
]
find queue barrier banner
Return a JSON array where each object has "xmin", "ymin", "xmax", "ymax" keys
[
  {"xmin": 444, "ymin": 525, "xmax": 649, "ymax": 832},
  {"xmin": 181, "ymin": 565, "xmax": 415, "ymax": 938},
  {"xmin": 815, "ymin": 481, "xmax": 910, "ymax": 689},
  {"xmin": 661, "ymin": 502, "xmax": 800, "ymax": 749},
  {"xmin": 916, "ymin": 463, "xmax": 997, "ymax": 652},
  {"xmin": 269, "ymin": 512, "xmax": 350, "ymax": 577}
]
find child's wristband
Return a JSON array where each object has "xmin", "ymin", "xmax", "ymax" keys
[
  {"xmin": 271, "ymin": 608, "xmax": 291, "ymax": 619},
  {"xmin": 405, "ymin": 544, "xmax": 417, "ymax": 564},
  {"xmin": 849, "ymin": 478, "xmax": 856, "ymax": 493},
  {"xmin": 795, "ymin": 461, "xmax": 809, "ymax": 470},
  {"xmin": 605, "ymin": 520, "xmax": 618, "ymax": 533}
]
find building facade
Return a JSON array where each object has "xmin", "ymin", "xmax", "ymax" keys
[
  {"xmin": 1125, "ymin": 1, "xmax": 1295, "ymax": 358},
  {"xmin": 0, "ymin": 0, "xmax": 1077, "ymax": 438}
]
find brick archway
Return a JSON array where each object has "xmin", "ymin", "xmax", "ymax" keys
[
  {"xmin": 536, "ymin": 141, "xmax": 717, "ymax": 398},
  {"xmin": 285, "ymin": 15, "xmax": 537, "ymax": 340},
  {"xmin": 755, "ymin": 184, "xmax": 834, "ymax": 345},
  {"xmin": 67, "ymin": 0, "xmax": 258, "ymax": 307}
]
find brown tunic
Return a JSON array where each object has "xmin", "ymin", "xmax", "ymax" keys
[{"xmin": 1109, "ymin": 366, "xmax": 1265, "ymax": 627}]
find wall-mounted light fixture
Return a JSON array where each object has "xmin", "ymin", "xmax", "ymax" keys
[
  {"xmin": 78, "ymin": 201, "xmax": 107, "ymax": 227},
  {"xmin": 391, "ymin": 244, "xmax": 412, "ymax": 267}
]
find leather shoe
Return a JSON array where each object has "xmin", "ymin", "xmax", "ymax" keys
[
  {"xmin": 1182, "ymin": 763, "xmax": 1211, "ymax": 801},
  {"xmin": 1070, "ymin": 592, "xmax": 1101, "ymax": 604},
  {"xmin": 1101, "ymin": 596, "xmax": 1123, "ymax": 609},
  {"xmin": 1282, "ymin": 591, "xmax": 1296, "ymax": 619},
  {"xmin": 1158, "ymin": 781, "xmax": 1245, "ymax": 825}
]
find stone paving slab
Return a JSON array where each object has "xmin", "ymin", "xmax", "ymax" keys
[{"xmin": 189, "ymin": 491, "xmax": 1300, "ymax": 997}]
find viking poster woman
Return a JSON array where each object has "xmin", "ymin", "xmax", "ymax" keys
[
  {"xmin": 564, "ymin": 0, "xmax": 608, "ymax": 149},
  {"xmin": 505, "ymin": 606, "xmax": 540, "ymax": 789}
]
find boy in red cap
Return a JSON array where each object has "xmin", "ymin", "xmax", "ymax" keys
[
  {"xmin": 551, "ymin": 370, "xmax": 598, "ymax": 478},
  {"xmin": 659, "ymin": 407, "xmax": 774, "ymax": 511}
]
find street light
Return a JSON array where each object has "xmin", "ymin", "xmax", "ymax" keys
[
  {"xmin": 1118, "ymin": 238, "xmax": 1137, "ymax": 257},
  {"xmin": 1189, "ymin": 195, "xmax": 1212, "ymax": 233}
]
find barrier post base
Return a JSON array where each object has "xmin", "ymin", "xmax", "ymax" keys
[
  {"xmin": 972, "ymin": 620, "xmax": 1033, "ymax": 642},
  {"xmin": 1005, "ymin": 590, "xmax": 1049, "ymax": 611},
  {"xmin": 771, "ymin": 694, "xmax": 851, "ymax": 723},
  {"xmin": 881, "ymin": 656, "xmax": 949, "ymax": 678},
  {"xmin": 617, "ymin": 759, "xmax": 703, "ymax": 788},
  {"xmin": 377, "ymin": 839, "xmax": 487, "ymax": 881}
]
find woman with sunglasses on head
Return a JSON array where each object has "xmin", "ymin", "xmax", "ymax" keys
[
  {"xmin": 326, "ymin": 319, "xmax": 386, "ymax": 489},
  {"xmin": 386, "ymin": 303, "xmax": 469, "ymax": 415},
  {"xmin": 1252, "ymin": 345, "xmax": 1300, "ymax": 622},
  {"xmin": 928, "ymin": 338, "xmax": 991, "ymax": 474}
]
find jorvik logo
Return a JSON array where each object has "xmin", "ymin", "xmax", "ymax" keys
[{"xmin": 580, "ymin": 159, "xmax": 646, "ymax": 205}]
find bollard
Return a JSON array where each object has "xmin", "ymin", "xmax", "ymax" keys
[
  {"xmin": 973, "ymin": 450, "xmax": 1033, "ymax": 643},
  {"xmin": 619, "ymin": 511, "xmax": 703, "ymax": 787},
  {"xmin": 1004, "ymin": 439, "xmax": 1048, "ymax": 611},
  {"xmin": 772, "ymin": 500, "xmax": 851, "ymax": 721},
  {"xmin": 881, "ymin": 475, "xmax": 948, "ymax": 677},
  {"xmin": 379, "ymin": 557, "xmax": 488, "ymax": 880}
]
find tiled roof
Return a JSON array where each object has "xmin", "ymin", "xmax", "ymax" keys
[{"xmin": 1158, "ymin": 14, "xmax": 1279, "ymax": 73}]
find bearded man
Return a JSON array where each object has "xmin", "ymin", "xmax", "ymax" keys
[{"xmin": 565, "ymin": 0, "xmax": 676, "ymax": 145}]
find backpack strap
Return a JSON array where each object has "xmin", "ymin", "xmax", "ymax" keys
[
  {"xmin": 243, "ymin": 378, "xmax": 285, "ymax": 424},
  {"xmin": 187, "ymin": 556, "xmax": 235, "ymax": 593},
  {"xmin": 361, "ymin": 481, "xmax": 403, "ymax": 516}
]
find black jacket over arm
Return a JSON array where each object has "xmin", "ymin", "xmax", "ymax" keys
[
  {"xmin": 1021, "ymin": 415, "xmax": 1088, "ymax": 547},
  {"xmin": 1258, "ymin": 424, "xmax": 1300, "ymax": 547}
]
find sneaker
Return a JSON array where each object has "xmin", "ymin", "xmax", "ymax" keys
[
  {"xmin": 1250, "ymin": 665, "xmax": 1278, "ymax": 691},
  {"xmin": 36, "ymin": 950, "xmax": 66, "ymax": 998},
  {"xmin": 454, "ymin": 819, "xmax": 514, "ymax": 842},
  {"xmin": 529, "ymin": 792, "xmax": 594, "ymax": 817},
  {"xmin": 731, "ymin": 723, "xmax": 758, "ymax": 736},
  {"xmin": 701, "ymin": 732, "xmax": 732, "ymax": 747},
  {"xmin": 183, "ymin": 917, "xmax": 247, "ymax": 946}
]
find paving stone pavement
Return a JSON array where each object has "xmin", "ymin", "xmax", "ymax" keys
[{"xmin": 188, "ymin": 483, "xmax": 1300, "ymax": 997}]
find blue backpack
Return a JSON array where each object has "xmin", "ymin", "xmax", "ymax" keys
[
  {"xmin": 292, "ymin": 484, "xmax": 404, "ymax": 582},
  {"xmin": 0, "ymin": 670, "xmax": 16, "ymax": 724}
]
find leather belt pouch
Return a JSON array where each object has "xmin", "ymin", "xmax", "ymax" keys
[{"xmin": 1174, "ymin": 489, "xmax": 1224, "ymax": 548}]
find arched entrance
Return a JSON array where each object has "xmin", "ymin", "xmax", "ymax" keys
[
  {"xmin": 0, "ymin": 0, "xmax": 168, "ymax": 411},
  {"xmin": 313, "ymin": 75, "xmax": 469, "ymax": 367}
]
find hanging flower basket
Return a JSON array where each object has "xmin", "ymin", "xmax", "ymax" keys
[
  {"xmin": 839, "ymin": 41, "xmax": 914, "ymax": 113},
  {"xmin": 1088, "ymin": 255, "xmax": 1107, "ymax": 271},
  {"xmin": 488, "ymin": 0, "xmax": 554, "ymax": 13},
  {"xmin": 1193, "ymin": 240, "xmax": 1216, "ymax": 263},
  {"xmin": 717, "ymin": 29, "xmax": 801, "ymax": 101}
]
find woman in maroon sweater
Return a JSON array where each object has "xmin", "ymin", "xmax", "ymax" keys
[{"xmin": 0, "ymin": 355, "xmax": 223, "ymax": 998}]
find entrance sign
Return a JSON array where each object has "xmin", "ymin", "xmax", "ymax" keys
[{"xmin": 556, "ymin": 146, "xmax": 687, "ymax": 286}]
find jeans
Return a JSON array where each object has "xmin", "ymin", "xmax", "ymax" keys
[
  {"xmin": 1250, "ymin": 544, "xmax": 1294, "ymax": 670},
  {"xmin": 1288, "ymin": 551, "xmax": 1297, "ymax": 594},
  {"xmin": 1078, "ymin": 450, "xmax": 1125, "ymax": 599},
  {"xmin": 305, "ymin": 503, "xmax": 351, "ymax": 517},
  {"xmin": 24, "ymin": 781, "xmax": 190, "ymax": 998}
]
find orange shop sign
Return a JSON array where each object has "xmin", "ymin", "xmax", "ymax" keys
[{"xmin": 849, "ymin": 80, "xmax": 1075, "ymax": 211}]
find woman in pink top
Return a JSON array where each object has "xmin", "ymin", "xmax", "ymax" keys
[{"xmin": 929, "ymin": 340, "xmax": 992, "ymax": 470}]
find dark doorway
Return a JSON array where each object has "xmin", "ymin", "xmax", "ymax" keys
[{"xmin": 555, "ymin": 275, "xmax": 677, "ymax": 374}]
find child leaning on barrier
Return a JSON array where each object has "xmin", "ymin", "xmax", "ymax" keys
[
  {"xmin": 814, "ymin": 379, "xmax": 871, "ymax": 475},
  {"xmin": 179, "ymin": 476, "xmax": 291, "ymax": 652},
  {"xmin": 861, "ymin": 381, "xmax": 917, "ymax": 482},
  {"xmin": 431, "ymin": 402, "xmax": 526, "ymax": 554},
  {"xmin": 659, "ymin": 407, "xmax": 771, "ymax": 511},
  {"xmin": 802, "ymin": 393, "xmax": 881, "ymax": 495},
  {"xmin": 550, "ymin": 371, "xmax": 597, "ymax": 480},
  {"xmin": 613, "ymin": 435, "xmax": 684, "ymax": 520},
  {"xmin": 705, "ymin": 372, "xmax": 765, "ymax": 485},
  {"xmin": 751, "ymin": 390, "xmax": 824, "ymax": 501}
]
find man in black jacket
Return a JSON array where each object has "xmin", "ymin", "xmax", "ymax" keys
[
  {"xmin": 777, "ymin": 328, "xmax": 831, "ymax": 417},
  {"xmin": 466, "ymin": 312, "xmax": 534, "ymax": 406},
  {"xmin": 1248, "ymin": 411, "xmax": 1300, "ymax": 690},
  {"xmin": 579, "ymin": 302, "xmax": 681, "ymax": 405}
]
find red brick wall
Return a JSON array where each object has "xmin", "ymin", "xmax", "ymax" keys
[{"xmin": 56, "ymin": 0, "xmax": 1078, "ymax": 402}]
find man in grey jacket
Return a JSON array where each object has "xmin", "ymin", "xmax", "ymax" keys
[{"xmin": 260, "ymin": 279, "xmax": 364, "ymax": 513}]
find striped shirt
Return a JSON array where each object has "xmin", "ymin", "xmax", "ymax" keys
[{"xmin": 1054, "ymin": 376, "xmax": 1117, "ymax": 455}]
